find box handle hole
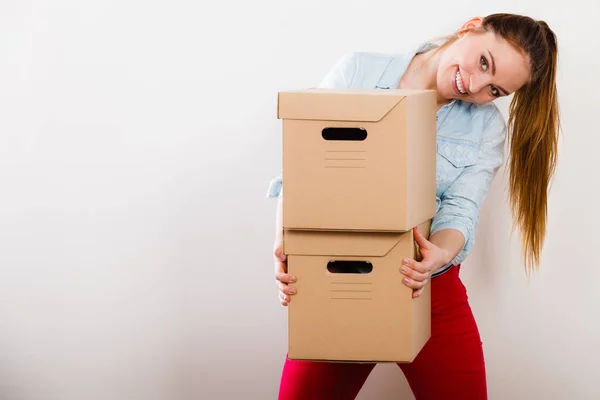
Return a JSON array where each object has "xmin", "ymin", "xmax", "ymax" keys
[
  {"xmin": 327, "ymin": 261, "xmax": 372, "ymax": 274},
  {"xmin": 322, "ymin": 127, "xmax": 367, "ymax": 141}
]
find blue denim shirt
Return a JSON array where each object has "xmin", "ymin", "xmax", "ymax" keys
[{"xmin": 267, "ymin": 44, "xmax": 507, "ymax": 276}]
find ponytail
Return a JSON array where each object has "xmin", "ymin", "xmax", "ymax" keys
[{"xmin": 504, "ymin": 19, "xmax": 560, "ymax": 273}]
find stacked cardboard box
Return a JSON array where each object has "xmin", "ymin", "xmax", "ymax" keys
[{"xmin": 277, "ymin": 88, "xmax": 438, "ymax": 363}]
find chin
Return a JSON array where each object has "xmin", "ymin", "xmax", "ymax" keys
[{"xmin": 443, "ymin": 89, "xmax": 457, "ymax": 102}]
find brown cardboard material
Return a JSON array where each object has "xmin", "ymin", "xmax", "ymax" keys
[
  {"xmin": 278, "ymin": 88, "xmax": 437, "ymax": 232},
  {"xmin": 284, "ymin": 220, "xmax": 432, "ymax": 363}
]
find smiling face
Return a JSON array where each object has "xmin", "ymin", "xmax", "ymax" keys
[{"xmin": 437, "ymin": 24, "xmax": 531, "ymax": 104}]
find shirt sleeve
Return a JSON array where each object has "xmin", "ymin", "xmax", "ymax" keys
[
  {"xmin": 429, "ymin": 106, "xmax": 507, "ymax": 266},
  {"xmin": 266, "ymin": 52, "xmax": 359, "ymax": 199},
  {"xmin": 316, "ymin": 52, "xmax": 359, "ymax": 88}
]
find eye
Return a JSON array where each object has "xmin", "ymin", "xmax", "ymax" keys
[
  {"xmin": 490, "ymin": 86, "xmax": 500, "ymax": 97},
  {"xmin": 480, "ymin": 56, "xmax": 489, "ymax": 72}
]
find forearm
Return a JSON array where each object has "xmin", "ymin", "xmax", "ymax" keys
[
  {"xmin": 275, "ymin": 195, "xmax": 283, "ymax": 243},
  {"xmin": 428, "ymin": 228, "xmax": 465, "ymax": 270}
]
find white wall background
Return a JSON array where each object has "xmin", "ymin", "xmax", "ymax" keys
[{"xmin": 0, "ymin": 1, "xmax": 598, "ymax": 399}]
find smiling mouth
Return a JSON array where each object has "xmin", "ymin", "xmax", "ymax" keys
[{"xmin": 455, "ymin": 70, "xmax": 466, "ymax": 95}]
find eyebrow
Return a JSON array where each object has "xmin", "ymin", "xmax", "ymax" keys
[{"xmin": 488, "ymin": 49, "xmax": 511, "ymax": 96}]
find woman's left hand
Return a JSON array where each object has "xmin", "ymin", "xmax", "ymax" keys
[{"xmin": 400, "ymin": 227, "xmax": 451, "ymax": 298}]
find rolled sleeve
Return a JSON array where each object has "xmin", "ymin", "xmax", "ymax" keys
[
  {"xmin": 266, "ymin": 52, "xmax": 359, "ymax": 199},
  {"xmin": 266, "ymin": 175, "xmax": 282, "ymax": 199},
  {"xmin": 431, "ymin": 106, "xmax": 507, "ymax": 266}
]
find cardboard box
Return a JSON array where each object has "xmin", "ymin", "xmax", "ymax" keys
[
  {"xmin": 278, "ymin": 88, "xmax": 437, "ymax": 232},
  {"xmin": 284, "ymin": 220, "xmax": 431, "ymax": 363}
]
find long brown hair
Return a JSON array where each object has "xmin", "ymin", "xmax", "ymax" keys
[
  {"xmin": 485, "ymin": 14, "xmax": 560, "ymax": 274},
  {"xmin": 435, "ymin": 14, "xmax": 561, "ymax": 273}
]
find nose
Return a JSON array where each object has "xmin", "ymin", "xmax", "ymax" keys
[{"xmin": 469, "ymin": 73, "xmax": 492, "ymax": 94}]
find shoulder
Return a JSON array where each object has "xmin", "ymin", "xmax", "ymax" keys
[
  {"xmin": 470, "ymin": 102, "xmax": 507, "ymax": 149},
  {"xmin": 318, "ymin": 51, "xmax": 404, "ymax": 89},
  {"xmin": 331, "ymin": 51, "xmax": 400, "ymax": 71},
  {"xmin": 436, "ymin": 100, "xmax": 507, "ymax": 169},
  {"xmin": 447, "ymin": 100, "xmax": 507, "ymax": 144},
  {"xmin": 469, "ymin": 102, "xmax": 506, "ymax": 132}
]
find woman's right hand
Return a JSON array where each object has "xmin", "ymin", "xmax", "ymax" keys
[{"xmin": 274, "ymin": 240, "xmax": 296, "ymax": 306}]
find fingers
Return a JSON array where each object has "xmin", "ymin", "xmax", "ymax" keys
[
  {"xmin": 274, "ymin": 256, "xmax": 296, "ymax": 306},
  {"xmin": 412, "ymin": 287, "xmax": 425, "ymax": 299},
  {"xmin": 275, "ymin": 264, "xmax": 295, "ymax": 284},
  {"xmin": 279, "ymin": 291, "xmax": 290, "ymax": 306},
  {"xmin": 277, "ymin": 279, "xmax": 296, "ymax": 295},
  {"xmin": 401, "ymin": 261, "xmax": 429, "ymax": 281},
  {"xmin": 277, "ymin": 281, "xmax": 296, "ymax": 306},
  {"xmin": 402, "ymin": 257, "xmax": 430, "ymax": 274},
  {"xmin": 402, "ymin": 275, "xmax": 428, "ymax": 291},
  {"xmin": 400, "ymin": 258, "xmax": 430, "ymax": 292}
]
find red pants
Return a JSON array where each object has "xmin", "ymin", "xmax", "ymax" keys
[{"xmin": 277, "ymin": 265, "xmax": 487, "ymax": 400}]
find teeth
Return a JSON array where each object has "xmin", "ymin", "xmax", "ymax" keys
[{"xmin": 455, "ymin": 71, "xmax": 466, "ymax": 94}]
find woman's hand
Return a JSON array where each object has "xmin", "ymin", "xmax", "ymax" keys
[
  {"xmin": 274, "ymin": 239, "xmax": 296, "ymax": 306},
  {"xmin": 400, "ymin": 227, "xmax": 452, "ymax": 298}
]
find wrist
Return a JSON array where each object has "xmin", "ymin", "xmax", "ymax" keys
[
  {"xmin": 442, "ymin": 248, "xmax": 453, "ymax": 266},
  {"xmin": 430, "ymin": 249, "xmax": 452, "ymax": 273},
  {"xmin": 428, "ymin": 229, "xmax": 463, "ymax": 269}
]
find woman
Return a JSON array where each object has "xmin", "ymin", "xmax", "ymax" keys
[{"xmin": 267, "ymin": 13, "xmax": 560, "ymax": 399}]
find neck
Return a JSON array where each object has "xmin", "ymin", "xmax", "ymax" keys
[{"xmin": 399, "ymin": 47, "xmax": 451, "ymax": 108}]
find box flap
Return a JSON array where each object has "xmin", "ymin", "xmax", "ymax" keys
[
  {"xmin": 277, "ymin": 88, "xmax": 409, "ymax": 122},
  {"xmin": 283, "ymin": 230, "xmax": 404, "ymax": 257},
  {"xmin": 284, "ymin": 220, "xmax": 431, "ymax": 259}
]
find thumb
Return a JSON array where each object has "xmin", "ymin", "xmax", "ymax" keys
[
  {"xmin": 274, "ymin": 241, "xmax": 287, "ymax": 261},
  {"xmin": 413, "ymin": 227, "xmax": 430, "ymax": 249}
]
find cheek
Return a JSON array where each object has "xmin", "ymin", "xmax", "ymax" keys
[
  {"xmin": 440, "ymin": 55, "xmax": 461, "ymax": 79},
  {"xmin": 437, "ymin": 68, "xmax": 452, "ymax": 90},
  {"xmin": 440, "ymin": 70, "xmax": 456, "ymax": 94},
  {"xmin": 461, "ymin": 57, "xmax": 480, "ymax": 74}
]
